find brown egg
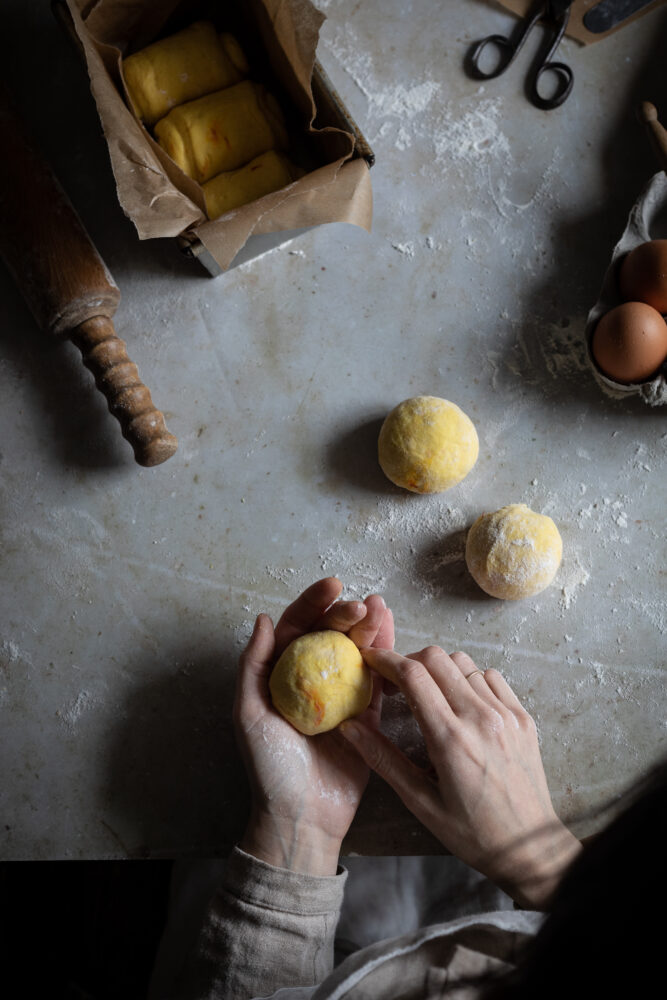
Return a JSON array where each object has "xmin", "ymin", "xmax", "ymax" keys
[
  {"xmin": 619, "ymin": 239, "xmax": 667, "ymax": 313},
  {"xmin": 592, "ymin": 302, "xmax": 667, "ymax": 384}
]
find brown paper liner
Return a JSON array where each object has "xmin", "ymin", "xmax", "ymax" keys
[
  {"xmin": 64, "ymin": 0, "xmax": 372, "ymax": 270},
  {"xmin": 494, "ymin": 0, "xmax": 665, "ymax": 46}
]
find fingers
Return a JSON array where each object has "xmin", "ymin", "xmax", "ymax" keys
[
  {"xmin": 273, "ymin": 577, "xmax": 343, "ymax": 654},
  {"xmin": 373, "ymin": 606, "xmax": 395, "ymax": 651},
  {"xmin": 449, "ymin": 651, "xmax": 497, "ymax": 709},
  {"xmin": 347, "ymin": 594, "xmax": 389, "ymax": 649},
  {"xmin": 362, "ymin": 645, "xmax": 519, "ymax": 737},
  {"xmin": 413, "ymin": 646, "xmax": 487, "ymax": 715},
  {"xmin": 340, "ymin": 719, "xmax": 441, "ymax": 831},
  {"xmin": 235, "ymin": 614, "xmax": 276, "ymax": 723},
  {"xmin": 448, "ymin": 650, "xmax": 481, "ymax": 680},
  {"xmin": 355, "ymin": 668, "xmax": 384, "ymax": 726},
  {"xmin": 449, "ymin": 652, "xmax": 531, "ymax": 724},
  {"xmin": 319, "ymin": 599, "xmax": 368, "ymax": 633},
  {"xmin": 484, "ymin": 668, "xmax": 535, "ymax": 728},
  {"xmin": 391, "ymin": 645, "xmax": 489, "ymax": 717},
  {"xmin": 272, "ymin": 579, "xmax": 393, "ymax": 656},
  {"xmin": 360, "ymin": 647, "xmax": 456, "ymax": 741}
]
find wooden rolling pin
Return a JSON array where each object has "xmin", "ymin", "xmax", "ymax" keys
[
  {"xmin": 0, "ymin": 88, "xmax": 177, "ymax": 467},
  {"xmin": 639, "ymin": 102, "xmax": 667, "ymax": 174}
]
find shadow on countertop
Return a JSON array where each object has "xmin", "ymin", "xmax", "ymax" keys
[
  {"xmin": 494, "ymin": 8, "xmax": 667, "ymax": 415},
  {"xmin": 0, "ymin": 856, "xmax": 171, "ymax": 998},
  {"xmin": 100, "ymin": 636, "xmax": 442, "ymax": 860},
  {"xmin": 2, "ymin": 4, "xmax": 208, "ymax": 287},
  {"xmin": 99, "ymin": 643, "xmax": 246, "ymax": 859},
  {"xmin": 323, "ymin": 415, "xmax": 396, "ymax": 496},
  {"xmin": 0, "ymin": 7, "xmax": 203, "ymax": 471},
  {"xmin": 0, "ymin": 304, "xmax": 139, "ymax": 469}
]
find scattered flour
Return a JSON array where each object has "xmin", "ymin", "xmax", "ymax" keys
[
  {"xmin": 391, "ymin": 241, "xmax": 416, "ymax": 257},
  {"xmin": 432, "ymin": 98, "xmax": 510, "ymax": 166},
  {"xmin": 559, "ymin": 556, "xmax": 591, "ymax": 612},
  {"xmin": 58, "ymin": 690, "xmax": 97, "ymax": 731},
  {"xmin": 321, "ymin": 22, "xmax": 441, "ymax": 129},
  {"xmin": 1, "ymin": 640, "xmax": 22, "ymax": 665}
]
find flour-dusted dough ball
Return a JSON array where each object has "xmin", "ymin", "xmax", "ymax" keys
[
  {"xmin": 465, "ymin": 503, "xmax": 562, "ymax": 600},
  {"xmin": 269, "ymin": 630, "xmax": 372, "ymax": 736},
  {"xmin": 378, "ymin": 396, "xmax": 479, "ymax": 493}
]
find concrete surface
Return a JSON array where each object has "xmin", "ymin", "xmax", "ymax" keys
[{"xmin": 1, "ymin": 0, "xmax": 665, "ymax": 858}]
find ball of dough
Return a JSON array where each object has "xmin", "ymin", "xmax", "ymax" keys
[
  {"xmin": 465, "ymin": 504, "xmax": 562, "ymax": 600},
  {"xmin": 378, "ymin": 396, "xmax": 479, "ymax": 493},
  {"xmin": 269, "ymin": 631, "xmax": 372, "ymax": 736}
]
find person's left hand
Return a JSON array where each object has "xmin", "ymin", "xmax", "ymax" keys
[{"xmin": 234, "ymin": 577, "xmax": 394, "ymax": 875}]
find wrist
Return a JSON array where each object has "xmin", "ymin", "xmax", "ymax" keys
[
  {"xmin": 240, "ymin": 811, "xmax": 342, "ymax": 876},
  {"xmin": 494, "ymin": 827, "xmax": 582, "ymax": 910}
]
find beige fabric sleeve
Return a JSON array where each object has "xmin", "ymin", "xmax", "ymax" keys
[{"xmin": 173, "ymin": 846, "xmax": 347, "ymax": 999}]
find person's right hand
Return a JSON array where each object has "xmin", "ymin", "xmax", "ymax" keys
[{"xmin": 340, "ymin": 646, "xmax": 581, "ymax": 909}]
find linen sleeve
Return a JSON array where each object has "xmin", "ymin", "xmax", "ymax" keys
[{"xmin": 172, "ymin": 846, "xmax": 347, "ymax": 1000}]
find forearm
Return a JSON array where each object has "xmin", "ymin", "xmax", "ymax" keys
[
  {"xmin": 174, "ymin": 846, "xmax": 346, "ymax": 1000},
  {"xmin": 492, "ymin": 823, "xmax": 583, "ymax": 911}
]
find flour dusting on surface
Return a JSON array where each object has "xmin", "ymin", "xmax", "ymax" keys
[{"xmin": 58, "ymin": 690, "xmax": 97, "ymax": 731}]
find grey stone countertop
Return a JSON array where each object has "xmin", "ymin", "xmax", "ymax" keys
[{"xmin": 1, "ymin": 0, "xmax": 665, "ymax": 859}]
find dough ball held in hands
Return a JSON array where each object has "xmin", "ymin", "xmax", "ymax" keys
[
  {"xmin": 154, "ymin": 80, "xmax": 288, "ymax": 184},
  {"xmin": 378, "ymin": 395, "xmax": 479, "ymax": 493},
  {"xmin": 123, "ymin": 21, "xmax": 249, "ymax": 127},
  {"xmin": 466, "ymin": 503, "xmax": 562, "ymax": 600},
  {"xmin": 269, "ymin": 630, "xmax": 373, "ymax": 736}
]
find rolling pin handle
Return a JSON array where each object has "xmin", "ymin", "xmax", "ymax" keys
[
  {"xmin": 71, "ymin": 315, "xmax": 178, "ymax": 467},
  {"xmin": 638, "ymin": 101, "xmax": 667, "ymax": 175}
]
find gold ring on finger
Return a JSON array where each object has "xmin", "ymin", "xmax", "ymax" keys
[{"xmin": 464, "ymin": 669, "xmax": 485, "ymax": 681}]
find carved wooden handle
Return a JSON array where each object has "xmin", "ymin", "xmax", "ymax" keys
[
  {"xmin": 0, "ymin": 82, "xmax": 178, "ymax": 468},
  {"xmin": 71, "ymin": 316, "xmax": 178, "ymax": 467},
  {"xmin": 639, "ymin": 102, "xmax": 667, "ymax": 174}
]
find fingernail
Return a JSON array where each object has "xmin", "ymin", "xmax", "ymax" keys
[{"xmin": 254, "ymin": 613, "xmax": 272, "ymax": 632}]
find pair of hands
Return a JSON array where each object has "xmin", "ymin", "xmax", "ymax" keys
[{"xmin": 235, "ymin": 578, "xmax": 580, "ymax": 906}]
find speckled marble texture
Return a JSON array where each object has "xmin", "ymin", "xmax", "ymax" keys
[{"xmin": 1, "ymin": 0, "xmax": 665, "ymax": 859}]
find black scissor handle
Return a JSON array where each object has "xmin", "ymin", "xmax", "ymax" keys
[
  {"xmin": 468, "ymin": 2, "xmax": 544, "ymax": 80},
  {"xmin": 531, "ymin": 59, "xmax": 574, "ymax": 110},
  {"xmin": 466, "ymin": 1, "xmax": 574, "ymax": 110},
  {"xmin": 468, "ymin": 33, "xmax": 519, "ymax": 80}
]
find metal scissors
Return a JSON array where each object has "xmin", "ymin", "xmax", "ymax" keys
[{"xmin": 468, "ymin": 0, "xmax": 574, "ymax": 110}]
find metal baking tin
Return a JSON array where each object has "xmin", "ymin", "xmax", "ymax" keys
[{"xmin": 52, "ymin": 1, "xmax": 374, "ymax": 277}]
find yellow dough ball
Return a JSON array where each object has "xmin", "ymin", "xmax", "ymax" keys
[
  {"xmin": 378, "ymin": 396, "xmax": 479, "ymax": 493},
  {"xmin": 123, "ymin": 22, "xmax": 249, "ymax": 126},
  {"xmin": 154, "ymin": 80, "xmax": 287, "ymax": 184},
  {"xmin": 269, "ymin": 631, "xmax": 372, "ymax": 736},
  {"xmin": 465, "ymin": 503, "xmax": 562, "ymax": 600},
  {"xmin": 203, "ymin": 150, "xmax": 297, "ymax": 219}
]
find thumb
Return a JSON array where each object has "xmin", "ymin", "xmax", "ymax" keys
[{"xmin": 235, "ymin": 614, "xmax": 276, "ymax": 722}]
